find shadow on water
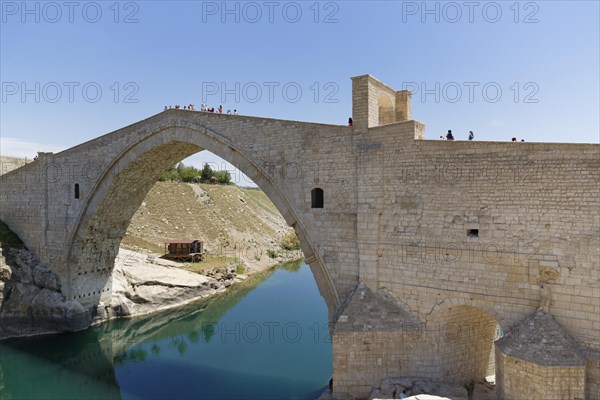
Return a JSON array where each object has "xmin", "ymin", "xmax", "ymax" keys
[
  {"xmin": 0, "ymin": 328, "xmax": 121, "ymax": 399},
  {"xmin": 1, "ymin": 260, "xmax": 330, "ymax": 400}
]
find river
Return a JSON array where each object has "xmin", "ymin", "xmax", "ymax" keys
[{"xmin": 0, "ymin": 261, "xmax": 332, "ymax": 399}]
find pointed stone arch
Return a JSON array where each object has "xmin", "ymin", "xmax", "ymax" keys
[
  {"xmin": 65, "ymin": 121, "xmax": 341, "ymax": 319},
  {"xmin": 428, "ymin": 298, "xmax": 508, "ymax": 332}
]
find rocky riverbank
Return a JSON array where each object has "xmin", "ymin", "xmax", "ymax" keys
[
  {"xmin": 0, "ymin": 242, "xmax": 301, "ymax": 340},
  {"xmin": 95, "ymin": 247, "xmax": 256, "ymax": 322}
]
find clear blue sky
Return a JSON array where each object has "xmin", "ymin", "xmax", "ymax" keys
[{"xmin": 1, "ymin": 1, "xmax": 598, "ymax": 185}]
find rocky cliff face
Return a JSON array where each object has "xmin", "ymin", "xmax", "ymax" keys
[{"xmin": 0, "ymin": 246, "xmax": 91, "ymax": 340}]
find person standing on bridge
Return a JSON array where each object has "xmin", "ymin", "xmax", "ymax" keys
[
  {"xmin": 446, "ymin": 130, "xmax": 454, "ymax": 140},
  {"xmin": 218, "ymin": 105, "xmax": 223, "ymax": 113},
  {"xmin": 468, "ymin": 131, "xmax": 474, "ymax": 140}
]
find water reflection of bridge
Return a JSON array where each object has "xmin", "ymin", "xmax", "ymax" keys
[{"xmin": 102, "ymin": 265, "xmax": 277, "ymax": 358}]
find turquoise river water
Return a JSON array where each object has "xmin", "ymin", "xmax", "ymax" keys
[{"xmin": 0, "ymin": 261, "xmax": 332, "ymax": 399}]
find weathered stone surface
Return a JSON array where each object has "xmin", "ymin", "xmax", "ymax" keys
[
  {"xmin": 107, "ymin": 293, "xmax": 136, "ymax": 317},
  {"xmin": 32, "ymin": 288, "xmax": 64, "ymax": 312},
  {"xmin": 8, "ymin": 282, "xmax": 42, "ymax": 308},
  {"xmin": 0, "ymin": 282, "xmax": 91, "ymax": 338},
  {"xmin": 367, "ymin": 388, "xmax": 383, "ymax": 400},
  {"xmin": 0, "ymin": 246, "xmax": 90, "ymax": 339},
  {"xmin": 495, "ymin": 310, "xmax": 586, "ymax": 400},
  {"xmin": 335, "ymin": 283, "xmax": 420, "ymax": 333},
  {"xmin": 496, "ymin": 310, "xmax": 586, "ymax": 366},
  {"xmin": 379, "ymin": 377, "xmax": 413, "ymax": 398},
  {"xmin": 471, "ymin": 384, "xmax": 495, "ymax": 400},
  {"xmin": 102, "ymin": 248, "xmax": 221, "ymax": 319},
  {"xmin": 368, "ymin": 377, "xmax": 474, "ymax": 400},
  {"xmin": 12, "ymin": 263, "xmax": 32, "ymax": 284},
  {"xmin": 121, "ymin": 262, "xmax": 210, "ymax": 288},
  {"xmin": 32, "ymin": 265, "xmax": 61, "ymax": 291},
  {"xmin": 411, "ymin": 381, "xmax": 468, "ymax": 400},
  {"xmin": 0, "ymin": 265, "xmax": 11, "ymax": 281}
]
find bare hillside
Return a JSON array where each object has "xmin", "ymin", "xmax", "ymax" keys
[{"xmin": 123, "ymin": 182, "xmax": 299, "ymax": 273}]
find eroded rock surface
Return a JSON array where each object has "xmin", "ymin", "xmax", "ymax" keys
[
  {"xmin": 97, "ymin": 248, "xmax": 243, "ymax": 321},
  {"xmin": 0, "ymin": 247, "xmax": 91, "ymax": 339}
]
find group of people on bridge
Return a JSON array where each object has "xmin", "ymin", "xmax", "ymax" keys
[
  {"xmin": 441, "ymin": 130, "xmax": 525, "ymax": 142},
  {"xmin": 164, "ymin": 104, "xmax": 239, "ymax": 115},
  {"xmin": 441, "ymin": 130, "xmax": 474, "ymax": 141}
]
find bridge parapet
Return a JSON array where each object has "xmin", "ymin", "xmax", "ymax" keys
[{"xmin": 352, "ymin": 74, "xmax": 412, "ymax": 130}]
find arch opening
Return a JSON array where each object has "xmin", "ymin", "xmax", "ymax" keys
[
  {"xmin": 425, "ymin": 305, "xmax": 502, "ymax": 385},
  {"xmin": 65, "ymin": 124, "xmax": 340, "ymax": 321},
  {"xmin": 311, "ymin": 188, "xmax": 324, "ymax": 209}
]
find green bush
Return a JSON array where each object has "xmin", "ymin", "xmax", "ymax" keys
[
  {"xmin": 158, "ymin": 162, "xmax": 232, "ymax": 185},
  {"xmin": 214, "ymin": 170, "xmax": 232, "ymax": 185},
  {"xmin": 178, "ymin": 164, "xmax": 201, "ymax": 182},
  {"xmin": 280, "ymin": 231, "xmax": 301, "ymax": 251},
  {"xmin": 266, "ymin": 249, "xmax": 278, "ymax": 259},
  {"xmin": 158, "ymin": 168, "xmax": 179, "ymax": 182},
  {"xmin": 235, "ymin": 265, "xmax": 246, "ymax": 274},
  {"xmin": 200, "ymin": 163, "xmax": 214, "ymax": 183}
]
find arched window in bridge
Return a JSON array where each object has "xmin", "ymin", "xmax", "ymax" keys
[
  {"xmin": 74, "ymin": 183, "xmax": 80, "ymax": 199},
  {"xmin": 311, "ymin": 188, "xmax": 324, "ymax": 209}
]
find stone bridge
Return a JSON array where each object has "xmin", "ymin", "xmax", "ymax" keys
[{"xmin": 1, "ymin": 75, "xmax": 598, "ymax": 399}]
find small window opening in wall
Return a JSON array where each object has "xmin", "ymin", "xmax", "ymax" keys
[
  {"xmin": 311, "ymin": 188, "xmax": 324, "ymax": 209},
  {"xmin": 74, "ymin": 183, "xmax": 80, "ymax": 199},
  {"xmin": 467, "ymin": 229, "xmax": 479, "ymax": 238}
]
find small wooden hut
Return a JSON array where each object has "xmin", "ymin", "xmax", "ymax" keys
[{"xmin": 163, "ymin": 239, "xmax": 204, "ymax": 262}]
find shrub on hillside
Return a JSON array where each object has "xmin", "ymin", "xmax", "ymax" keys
[
  {"xmin": 280, "ymin": 231, "xmax": 301, "ymax": 251},
  {"xmin": 158, "ymin": 162, "xmax": 232, "ymax": 185},
  {"xmin": 266, "ymin": 249, "xmax": 278, "ymax": 259},
  {"xmin": 213, "ymin": 170, "xmax": 232, "ymax": 185}
]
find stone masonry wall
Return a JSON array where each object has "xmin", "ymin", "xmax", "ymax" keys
[
  {"xmin": 337, "ymin": 118, "xmax": 598, "ymax": 398},
  {"xmin": 496, "ymin": 351, "xmax": 586, "ymax": 400}
]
